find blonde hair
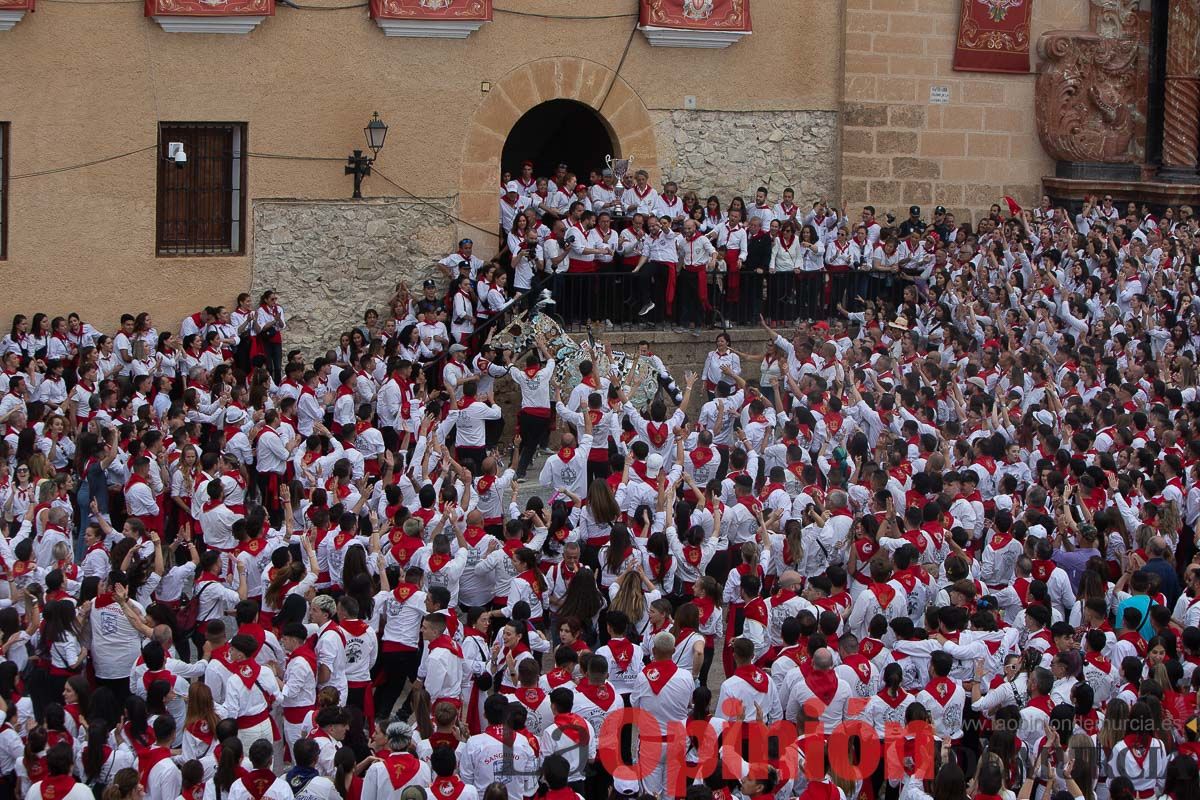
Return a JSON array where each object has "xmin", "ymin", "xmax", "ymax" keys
[{"xmin": 609, "ymin": 571, "xmax": 646, "ymax": 625}]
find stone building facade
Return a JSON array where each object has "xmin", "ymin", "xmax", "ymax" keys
[{"xmin": 0, "ymin": 0, "xmax": 1095, "ymax": 347}]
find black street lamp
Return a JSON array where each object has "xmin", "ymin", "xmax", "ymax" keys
[{"xmin": 346, "ymin": 111, "xmax": 388, "ymax": 199}]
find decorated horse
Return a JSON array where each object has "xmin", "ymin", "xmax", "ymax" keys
[{"xmin": 486, "ymin": 291, "xmax": 682, "ymax": 412}]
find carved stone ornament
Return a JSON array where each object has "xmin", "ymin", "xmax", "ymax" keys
[
  {"xmin": 1035, "ymin": 31, "xmax": 1141, "ymax": 163},
  {"xmin": 1089, "ymin": 0, "xmax": 1138, "ymax": 40}
]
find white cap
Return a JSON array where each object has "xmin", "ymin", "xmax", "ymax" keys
[
  {"xmin": 1033, "ymin": 409, "xmax": 1055, "ymax": 427},
  {"xmin": 1028, "ymin": 524, "xmax": 1048, "ymax": 540},
  {"xmin": 646, "ymin": 453, "xmax": 664, "ymax": 479},
  {"xmin": 612, "ymin": 778, "xmax": 640, "ymax": 797},
  {"xmin": 504, "ymin": 180, "xmax": 521, "ymax": 194}
]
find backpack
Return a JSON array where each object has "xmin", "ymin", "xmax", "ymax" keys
[{"xmin": 176, "ymin": 581, "xmax": 214, "ymax": 633}]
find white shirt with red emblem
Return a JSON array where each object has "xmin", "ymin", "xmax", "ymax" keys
[
  {"xmin": 362, "ymin": 752, "xmax": 433, "ymax": 800},
  {"xmin": 716, "ymin": 664, "xmax": 782, "ymax": 723},
  {"xmin": 631, "ymin": 660, "xmax": 694, "ymax": 739},
  {"xmin": 782, "ymin": 668, "xmax": 852, "ymax": 733}
]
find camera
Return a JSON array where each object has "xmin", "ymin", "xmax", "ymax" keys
[{"xmin": 167, "ymin": 141, "xmax": 187, "ymax": 168}]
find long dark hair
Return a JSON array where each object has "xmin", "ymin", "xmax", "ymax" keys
[
  {"xmin": 121, "ymin": 695, "xmax": 151, "ymax": 752},
  {"xmin": 214, "ymin": 736, "xmax": 244, "ymax": 797},
  {"xmin": 646, "ymin": 532, "xmax": 671, "ymax": 587},
  {"xmin": 605, "ymin": 524, "xmax": 634, "ymax": 574},
  {"xmin": 39, "ymin": 600, "xmax": 78, "ymax": 655},
  {"xmin": 557, "ymin": 567, "xmax": 603, "ymax": 624},
  {"xmin": 82, "ymin": 717, "xmax": 112, "ymax": 781}
]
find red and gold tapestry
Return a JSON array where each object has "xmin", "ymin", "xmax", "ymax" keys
[
  {"xmin": 953, "ymin": 0, "xmax": 1033, "ymax": 74},
  {"xmin": 370, "ymin": 0, "xmax": 490, "ymax": 21},
  {"xmin": 638, "ymin": 0, "xmax": 751, "ymax": 32}
]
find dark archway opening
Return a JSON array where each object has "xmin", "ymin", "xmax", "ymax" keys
[{"xmin": 501, "ymin": 99, "xmax": 615, "ymax": 184}]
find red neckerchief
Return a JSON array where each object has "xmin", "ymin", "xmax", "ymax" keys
[
  {"xmin": 431, "ymin": 776, "xmax": 467, "ymax": 800},
  {"xmin": 877, "ymin": 687, "xmax": 909, "ymax": 708},
  {"xmin": 805, "ymin": 669, "xmax": 839, "ymax": 704},
  {"xmin": 1122, "ymin": 734, "xmax": 1154, "ymax": 767},
  {"xmin": 576, "ymin": 679, "xmax": 618, "ymax": 708},
  {"xmin": 1031, "ymin": 559, "xmax": 1055, "ymax": 582},
  {"xmin": 1119, "ymin": 630, "xmax": 1148, "ymax": 657},
  {"xmin": 39, "ymin": 775, "xmax": 78, "ymax": 800},
  {"xmin": 428, "ymin": 634, "xmax": 463, "ymax": 659},
  {"xmin": 241, "ymin": 768, "xmax": 279, "ymax": 800},
  {"xmin": 641, "ymin": 660, "xmax": 679, "ymax": 694},
  {"xmin": 138, "ymin": 745, "xmax": 173, "ymax": 788},
  {"xmin": 546, "ymin": 667, "xmax": 574, "ymax": 688},
  {"xmin": 557, "ymin": 446, "xmax": 575, "ymax": 463},
  {"xmin": 868, "ymin": 582, "xmax": 896, "ymax": 609},
  {"xmin": 607, "ymin": 638, "xmax": 635, "ymax": 672},
  {"xmin": 733, "ymin": 663, "xmax": 768, "ymax": 690},
  {"xmin": 924, "ymin": 676, "xmax": 958, "ymax": 706},
  {"xmin": 551, "ymin": 713, "xmax": 588, "ymax": 744},
  {"xmin": 646, "ymin": 421, "xmax": 669, "ymax": 447}
]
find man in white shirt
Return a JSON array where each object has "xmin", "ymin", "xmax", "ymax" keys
[
  {"xmin": 309, "ymin": 594, "xmax": 349, "ymax": 703},
  {"xmin": 717, "ymin": 637, "xmax": 783, "ymax": 723},
  {"xmin": 782, "ymin": 647, "xmax": 851, "ymax": 732},
  {"xmin": 508, "ymin": 336, "xmax": 554, "ymax": 479},
  {"xmin": 461, "ymin": 695, "xmax": 539, "ymax": 800},
  {"xmin": 198, "ymin": 478, "xmax": 243, "ymax": 552},
  {"xmin": 632, "ymin": 632, "xmax": 695, "ymax": 797},
  {"xmin": 419, "ymin": 612, "xmax": 464, "ymax": 709},
  {"xmin": 747, "ymin": 187, "xmax": 775, "ymax": 230},
  {"xmin": 500, "ymin": 185, "xmax": 530, "ymax": 234},
  {"xmin": 653, "ymin": 181, "xmax": 686, "ymax": 226},
  {"xmin": 676, "ymin": 218, "xmax": 717, "ymax": 334},
  {"xmin": 511, "ymin": 227, "xmax": 545, "ymax": 295},
  {"xmin": 636, "ymin": 215, "xmax": 680, "ymax": 324},
  {"xmin": 621, "ymin": 169, "xmax": 659, "ymax": 216},
  {"xmin": 279, "ymin": 623, "xmax": 319, "ymax": 752},
  {"xmin": 439, "ymin": 239, "xmax": 487, "ymax": 282}
]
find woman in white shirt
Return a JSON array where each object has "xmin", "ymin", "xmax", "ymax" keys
[
  {"xmin": 449, "ymin": 276, "xmax": 476, "ymax": 345},
  {"xmin": 484, "ymin": 272, "xmax": 510, "ymax": 318},
  {"xmin": 507, "ymin": 213, "xmax": 530, "ymax": 260},
  {"xmin": 768, "ymin": 221, "xmax": 802, "ymax": 324},
  {"xmin": 701, "ymin": 333, "xmax": 741, "ymax": 396},
  {"xmin": 796, "ymin": 224, "xmax": 825, "ymax": 319},
  {"xmin": 701, "ymin": 196, "xmax": 725, "ymax": 234},
  {"xmin": 872, "ymin": 236, "xmax": 905, "ymax": 305},
  {"xmin": 31, "ymin": 599, "xmax": 86, "ymax": 709}
]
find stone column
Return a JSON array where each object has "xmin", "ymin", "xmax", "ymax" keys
[{"xmin": 1161, "ymin": 0, "xmax": 1200, "ymax": 178}]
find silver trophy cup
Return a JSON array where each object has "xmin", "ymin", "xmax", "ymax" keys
[{"xmin": 605, "ymin": 154, "xmax": 632, "ymax": 216}]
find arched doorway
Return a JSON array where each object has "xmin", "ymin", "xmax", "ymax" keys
[
  {"xmin": 501, "ymin": 100, "xmax": 615, "ymax": 184},
  {"xmin": 456, "ymin": 57, "xmax": 661, "ymax": 252}
]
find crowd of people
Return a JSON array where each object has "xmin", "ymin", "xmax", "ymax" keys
[{"xmin": 0, "ymin": 174, "xmax": 1198, "ymax": 800}]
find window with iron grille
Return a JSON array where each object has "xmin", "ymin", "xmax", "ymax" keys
[
  {"xmin": 156, "ymin": 122, "xmax": 246, "ymax": 256},
  {"xmin": 0, "ymin": 123, "xmax": 8, "ymax": 261}
]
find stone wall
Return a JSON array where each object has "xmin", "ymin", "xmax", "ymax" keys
[
  {"xmin": 252, "ymin": 198, "xmax": 457, "ymax": 356},
  {"xmin": 652, "ymin": 110, "xmax": 840, "ymax": 202},
  {"xmin": 840, "ymin": 0, "xmax": 1088, "ymax": 224}
]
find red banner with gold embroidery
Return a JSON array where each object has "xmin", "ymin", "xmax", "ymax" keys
[
  {"xmin": 638, "ymin": 0, "xmax": 750, "ymax": 32},
  {"xmin": 369, "ymin": 0, "xmax": 490, "ymax": 21},
  {"xmin": 953, "ymin": 0, "xmax": 1033, "ymax": 73},
  {"xmin": 145, "ymin": 0, "xmax": 271, "ymax": 16}
]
